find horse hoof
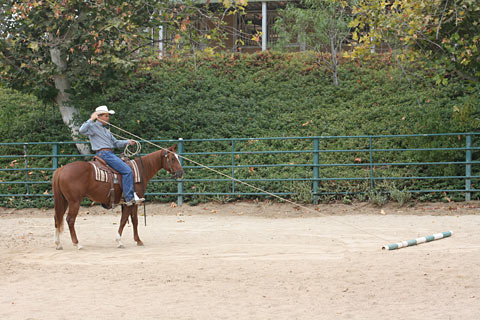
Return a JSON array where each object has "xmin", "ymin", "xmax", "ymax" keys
[
  {"xmin": 137, "ymin": 241, "xmax": 144, "ymax": 246},
  {"xmin": 56, "ymin": 245, "xmax": 63, "ymax": 250},
  {"xmin": 74, "ymin": 244, "xmax": 83, "ymax": 250},
  {"xmin": 117, "ymin": 244, "xmax": 125, "ymax": 249}
]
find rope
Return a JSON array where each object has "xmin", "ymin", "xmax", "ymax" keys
[
  {"xmin": 100, "ymin": 124, "xmax": 141, "ymax": 157},
  {"xmin": 99, "ymin": 119, "xmax": 391, "ymax": 242},
  {"xmin": 124, "ymin": 140, "xmax": 141, "ymax": 157}
]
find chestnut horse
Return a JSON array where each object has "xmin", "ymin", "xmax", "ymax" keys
[{"xmin": 52, "ymin": 145, "xmax": 184, "ymax": 250}]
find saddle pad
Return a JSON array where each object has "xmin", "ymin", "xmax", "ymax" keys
[
  {"xmin": 90, "ymin": 162, "xmax": 115, "ymax": 183},
  {"xmin": 89, "ymin": 161, "xmax": 141, "ymax": 184},
  {"xmin": 128, "ymin": 159, "xmax": 141, "ymax": 183}
]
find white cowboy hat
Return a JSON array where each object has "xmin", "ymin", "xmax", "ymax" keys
[{"xmin": 95, "ymin": 105, "xmax": 115, "ymax": 115}]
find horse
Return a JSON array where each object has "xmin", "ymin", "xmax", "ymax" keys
[{"xmin": 52, "ymin": 145, "xmax": 184, "ymax": 250}]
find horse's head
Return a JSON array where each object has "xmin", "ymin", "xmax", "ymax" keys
[{"xmin": 164, "ymin": 144, "xmax": 184, "ymax": 179}]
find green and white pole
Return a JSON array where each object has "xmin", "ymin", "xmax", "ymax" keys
[{"xmin": 382, "ymin": 231, "xmax": 453, "ymax": 251}]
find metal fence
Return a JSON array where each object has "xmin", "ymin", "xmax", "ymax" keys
[{"xmin": 1, "ymin": 132, "xmax": 479, "ymax": 205}]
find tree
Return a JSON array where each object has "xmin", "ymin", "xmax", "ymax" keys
[
  {"xmin": 350, "ymin": 0, "xmax": 480, "ymax": 83},
  {"xmin": 274, "ymin": 0, "xmax": 354, "ymax": 86},
  {"xmin": 0, "ymin": 0, "xmax": 246, "ymax": 152},
  {"xmin": 0, "ymin": 1, "xmax": 158, "ymax": 152}
]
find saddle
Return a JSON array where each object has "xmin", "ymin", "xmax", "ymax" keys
[{"xmin": 89, "ymin": 155, "xmax": 143, "ymax": 209}]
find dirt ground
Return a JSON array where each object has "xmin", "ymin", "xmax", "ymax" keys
[{"xmin": 1, "ymin": 200, "xmax": 479, "ymax": 320}]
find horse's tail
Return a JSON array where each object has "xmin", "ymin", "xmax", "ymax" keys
[{"xmin": 52, "ymin": 167, "xmax": 67, "ymax": 233}]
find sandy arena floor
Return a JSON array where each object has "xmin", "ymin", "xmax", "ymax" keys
[{"xmin": 1, "ymin": 201, "xmax": 479, "ymax": 319}]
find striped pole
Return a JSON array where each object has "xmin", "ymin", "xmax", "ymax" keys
[{"xmin": 382, "ymin": 231, "xmax": 453, "ymax": 251}]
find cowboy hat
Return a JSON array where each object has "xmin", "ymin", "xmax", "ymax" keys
[{"xmin": 95, "ymin": 105, "xmax": 115, "ymax": 115}]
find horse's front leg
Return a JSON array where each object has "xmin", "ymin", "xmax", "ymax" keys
[
  {"xmin": 116, "ymin": 205, "xmax": 130, "ymax": 248},
  {"xmin": 130, "ymin": 205, "xmax": 144, "ymax": 246}
]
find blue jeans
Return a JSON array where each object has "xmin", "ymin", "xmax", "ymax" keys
[{"xmin": 97, "ymin": 150, "xmax": 134, "ymax": 202}]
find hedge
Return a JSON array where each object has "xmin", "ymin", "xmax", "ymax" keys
[{"xmin": 1, "ymin": 51, "xmax": 479, "ymax": 207}]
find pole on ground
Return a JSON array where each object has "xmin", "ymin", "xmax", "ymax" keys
[{"xmin": 382, "ymin": 231, "xmax": 453, "ymax": 251}]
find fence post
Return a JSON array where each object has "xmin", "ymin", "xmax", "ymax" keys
[
  {"xmin": 465, "ymin": 134, "xmax": 472, "ymax": 201},
  {"xmin": 231, "ymin": 139, "xmax": 236, "ymax": 195},
  {"xmin": 177, "ymin": 138, "xmax": 184, "ymax": 206},
  {"xmin": 52, "ymin": 143, "xmax": 59, "ymax": 169},
  {"xmin": 369, "ymin": 137, "xmax": 374, "ymax": 192},
  {"xmin": 313, "ymin": 137, "xmax": 319, "ymax": 204},
  {"xmin": 23, "ymin": 143, "xmax": 30, "ymax": 197}
]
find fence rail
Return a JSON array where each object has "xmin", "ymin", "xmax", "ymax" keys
[{"xmin": 0, "ymin": 132, "xmax": 479, "ymax": 205}]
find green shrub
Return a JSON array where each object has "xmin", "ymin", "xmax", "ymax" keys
[{"xmin": 1, "ymin": 52, "xmax": 479, "ymax": 207}]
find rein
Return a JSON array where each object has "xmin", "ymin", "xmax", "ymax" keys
[
  {"xmin": 138, "ymin": 156, "xmax": 147, "ymax": 226},
  {"xmin": 164, "ymin": 150, "xmax": 176, "ymax": 179}
]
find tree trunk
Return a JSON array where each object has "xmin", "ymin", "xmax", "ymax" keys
[
  {"xmin": 330, "ymin": 37, "xmax": 339, "ymax": 87},
  {"xmin": 48, "ymin": 36, "xmax": 90, "ymax": 155}
]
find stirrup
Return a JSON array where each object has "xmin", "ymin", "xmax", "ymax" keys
[
  {"xmin": 124, "ymin": 198, "xmax": 135, "ymax": 206},
  {"xmin": 134, "ymin": 193, "xmax": 145, "ymax": 204}
]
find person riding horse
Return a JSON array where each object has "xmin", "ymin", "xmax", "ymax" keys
[{"xmin": 79, "ymin": 105, "xmax": 144, "ymax": 206}]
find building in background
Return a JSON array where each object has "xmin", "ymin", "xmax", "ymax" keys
[{"xmin": 149, "ymin": 0, "xmax": 299, "ymax": 57}]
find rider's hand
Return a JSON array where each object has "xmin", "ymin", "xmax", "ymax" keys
[
  {"xmin": 90, "ymin": 112, "xmax": 98, "ymax": 121},
  {"xmin": 129, "ymin": 139, "xmax": 136, "ymax": 145}
]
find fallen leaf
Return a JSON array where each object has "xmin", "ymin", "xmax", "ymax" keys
[{"xmin": 443, "ymin": 192, "xmax": 451, "ymax": 202}]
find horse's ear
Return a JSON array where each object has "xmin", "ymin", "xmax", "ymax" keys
[{"xmin": 169, "ymin": 144, "xmax": 177, "ymax": 152}]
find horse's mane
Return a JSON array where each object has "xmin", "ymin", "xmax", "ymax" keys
[{"xmin": 138, "ymin": 149, "xmax": 165, "ymax": 182}]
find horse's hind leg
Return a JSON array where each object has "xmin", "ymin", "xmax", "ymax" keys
[
  {"xmin": 130, "ymin": 205, "xmax": 144, "ymax": 246},
  {"xmin": 54, "ymin": 196, "xmax": 67, "ymax": 250},
  {"xmin": 66, "ymin": 201, "xmax": 83, "ymax": 250},
  {"xmin": 55, "ymin": 228, "xmax": 63, "ymax": 250}
]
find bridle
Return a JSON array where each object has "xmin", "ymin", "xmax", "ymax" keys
[{"xmin": 164, "ymin": 149, "xmax": 179, "ymax": 179}]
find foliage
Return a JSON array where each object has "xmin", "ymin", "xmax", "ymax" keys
[
  {"xmin": 0, "ymin": 0, "xmax": 247, "ymax": 119},
  {"xmin": 1, "ymin": 52, "xmax": 479, "ymax": 207},
  {"xmin": 1, "ymin": 0, "xmax": 149, "ymax": 101},
  {"xmin": 273, "ymin": 0, "xmax": 354, "ymax": 86},
  {"xmin": 350, "ymin": 0, "xmax": 480, "ymax": 82},
  {"xmin": 0, "ymin": 88, "xmax": 71, "ymax": 142},
  {"xmin": 390, "ymin": 184, "xmax": 412, "ymax": 206},
  {"xmin": 368, "ymin": 191, "xmax": 388, "ymax": 207}
]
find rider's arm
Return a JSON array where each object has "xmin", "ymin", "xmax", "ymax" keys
[
  {"xmin": 79, "ymin": 112, "xmax": 98, "ymax": 135},
  {"xmin": 113, "ymin": 138, "xmax": 130, "ymax": 149}
]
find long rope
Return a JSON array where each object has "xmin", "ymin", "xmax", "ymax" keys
[{"xmin": 101, "ymin": 119, "xmax": 391, "ymax": 242}]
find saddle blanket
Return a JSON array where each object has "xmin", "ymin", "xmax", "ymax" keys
[{"xmin": 89, "ymin": 160, "xmax": 141, "ymax": 184}]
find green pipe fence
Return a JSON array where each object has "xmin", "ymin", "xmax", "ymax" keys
[{"xmin": 0, "ymin": 132, "xmax": 479, "ymax": 206}]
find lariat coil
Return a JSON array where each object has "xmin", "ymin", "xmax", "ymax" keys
[{"xmin": 123, "ymin": 140, "xmax": 141, "ymax": 158}]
